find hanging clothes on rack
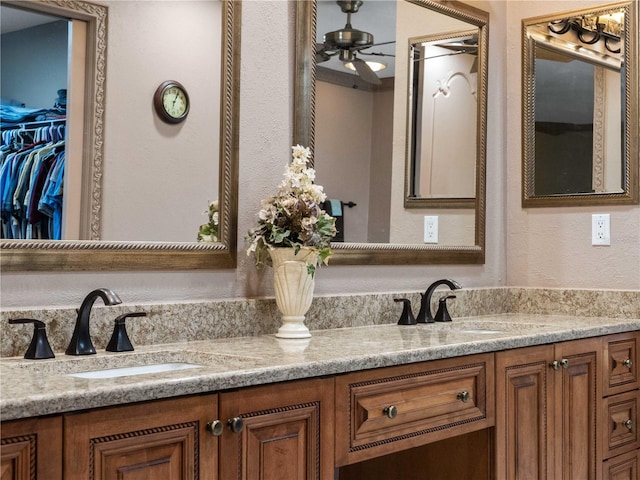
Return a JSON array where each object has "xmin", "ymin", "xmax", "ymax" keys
[{"xmin": 0, "ymin": 119, "xmax": 66, "ymax": 240}]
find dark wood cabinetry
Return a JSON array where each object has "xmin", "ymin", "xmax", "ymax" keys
[
  {"xmin": 219, "ymin": 377, "xmax": 334, "ymax": 480},
  {"xmin": 335, "ymin": 352, "xmax": 494, "ymax": 467},
  {"xmin": 601, "ymin": 331, "xmax": 640, "ymax": 479},
  {"xmin": 496, "ymin": 337, "xmax": 602, "ymax": 479},
  {"xmin": 0, "ymin": 416, "xmax": 62, "ymax": 480},
  {"xmin": 496, "ymin": 331, "xmax": 640, "ymax": 480},
  {"xmin": 63, "ymin": 394, "xmax": 218, "ymax": 480}
]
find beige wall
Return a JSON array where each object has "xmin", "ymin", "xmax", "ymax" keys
[
  {"xmin": 1, "ymin": 0, "xmax": 637, "ymax": 311},
  {"xmin": 505, "ymin": 0, "xmax": 640, "ymax": 289}
]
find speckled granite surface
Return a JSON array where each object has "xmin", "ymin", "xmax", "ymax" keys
[
  {"xmin": 1, "ymin": 313, "xmax": 638, "ymax": 421},
  {"xmin": 2, "ymin": 287, "xmax": 637, "ymax": 358}
]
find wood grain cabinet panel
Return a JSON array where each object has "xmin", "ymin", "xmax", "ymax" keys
[
  {"xmin": 218, "ymin": 377, "xmax": 334, "ymax": 480},
  {"xmin": 495, "ymin": 344, "xmax": 555, "ymax": 480},
  {"xmin": 63, "ymin": 394, "xmax": 218, "ymax": 480},
  {"xmin": 603, "ymin": 332, "xmax": 640, "ymax": 397},
  {"xmin": 496, "ymin": 337, "xmax": 602, "ymax": 480},
  {"xmin": 602, "ymin": 449, "xmax": 640, "ymax": 480},
  {"xmin": 554, "ymin": 337, "xmax": 602, "ymax": 480},
  {"xmin": 335, "ymin": 353, "xmax": 494, "ymax": 466},
  {"xmin": 603, "ymin": 390, "xmax": 640, "ymax": 460},
  {"xmin": 0, "ymin": 416, "xmax": 62, "ymax": 480}
]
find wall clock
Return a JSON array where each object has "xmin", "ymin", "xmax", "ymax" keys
[{"xmin": 153, "ymin": 80, "xmax": 190, "ymax": 123}]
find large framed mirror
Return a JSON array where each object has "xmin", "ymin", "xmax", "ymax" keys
[
  {"xmin": 0, "ymin": 0, "xmax": 240, "ymax": 271},
  {"xmin": 294, "ymin": 0, "xmax": 488, "ymax": 264},
  {"xmin": 522, "ymin": 1, "xmax": 638, "ymax": 207}
]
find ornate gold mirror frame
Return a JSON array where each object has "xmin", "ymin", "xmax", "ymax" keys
[
  {"xmin": 1, "ymin": 0, "xmax": 240, "ymax": 271},
  {"xmin": 522, "ymin": 1, "xmax": 639, "ymax": 207},
  {"xmin": 294, "ymin": 0, "xmax": 488, "ymax": 265}
]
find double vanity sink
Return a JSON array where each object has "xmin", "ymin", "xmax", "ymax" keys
[{"xmin": 1, "ymin": 313, "xmax": 638, "ymax": 420}]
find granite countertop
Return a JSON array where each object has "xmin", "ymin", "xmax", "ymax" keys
[{"xmin": 1, "ymin": 314, "xmax": 638, "ymax": 421}]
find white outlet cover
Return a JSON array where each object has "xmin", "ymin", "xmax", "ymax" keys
[
  {"xmin": 424, "ymin": 216, "xmax": 438, "ymax": 244},
  {"xmin": 592, "ymin": 214, "xmax": 611, "ymax": 246}
]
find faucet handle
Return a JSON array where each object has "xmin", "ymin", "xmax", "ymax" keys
[
  {"xmin": 394, "ymin": 299, "xmax": 416, "ymax": 325},
  {"xmin": 434, "ymin": 295, "xmax": 456, "ymax": 322},
  {"xmin": 106, "ymin": 312, "xmax": 146, "ymax": 352},
  {"xmin": 9, "ymin": 319, "xmax": 55, "ymax": 360}
]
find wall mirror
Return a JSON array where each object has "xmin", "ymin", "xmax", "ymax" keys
[
  {"xmin": 294, "ymin": 0, "xmax": 488, "ymax": 264},
  {"xmin": 522, "ymin": 1, "xmax": 638, "ymax": 207},
  {"xmin": 0, "ymin": 0, "xmax": 240, "ymax": 271}
]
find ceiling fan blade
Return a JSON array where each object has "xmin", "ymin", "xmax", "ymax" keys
[{"xmin": 352, "ymin": 58, "xmax": 381, "ymax": 85}]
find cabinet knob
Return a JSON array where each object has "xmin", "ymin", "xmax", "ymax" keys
[
  {"xmin": 559, "ymin": 359, "xmax": 569, "ymax": 369},
  {"xmin": 623, "ymin": 359, "xmax": 633, "ymax": 369},
  {"xmin": 383, "ymin": 405, "xmax": 398, "ymax": 419},
  {"xmin": 206, "ymin": 420, "xmax": 224, "ymax": 436},
  {"xmin": 550, "ymin": 360, "xmax": 560, "ymax": 370},
  {"xmin": 228, "ymin": 417, "xmax": 244, "ymax": 433},
  {"xmin": 456, "ymin": 391, "xmax": 471, "ymax": 403},
  {"xmin": 623, "ymin": 419, "xmax": 633, "ymax": 431}
]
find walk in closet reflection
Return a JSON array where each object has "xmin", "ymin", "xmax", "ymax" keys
[
  {"xmin": 1, "ymin": 119, "xmax": 67, "ymax": 239},
  {"xmin": 1, "ymin": 9, "xmax": 74, "ymax": 240}
]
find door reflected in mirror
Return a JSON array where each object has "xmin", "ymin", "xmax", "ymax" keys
[
  {"xmin": 522, "ymin": 2, "xmax": 638, "ymax": 206},
  {"xmin": 407, "ymin": 29, "xmax": 478, "ymax": 205}
]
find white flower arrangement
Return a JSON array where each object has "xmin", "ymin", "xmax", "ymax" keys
[
  {"xmin": 197, "ymin": 200, "xmax": 219, "ymax": 242},
  {"xmin": 246, "ymin": 145, "xmax": 336, "ymax": 276}
]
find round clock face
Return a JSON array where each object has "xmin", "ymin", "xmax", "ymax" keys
[{"xmin": 154, "ymin": 81, "xmax": 190, "ymax": 123}]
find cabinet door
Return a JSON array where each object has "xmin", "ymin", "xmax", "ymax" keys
[
  {"xmin": 219, "ymin": 377, "xmax": 334, "ymax": 480},
  {"xmin": 496, "ymin": 344, "xmax": 555, "ymax": 480},
  {"xmin": 1, "ymin": 416, "xmax": 62, "ymax": 480},
  {"xmin": 63, "ymin": 394, "xmax": 218, "ymax": 480},
  {"xmin": 554, "ymin": 337, "xmax": 602, "ymax": 480},
  {"xmin": 602, "ymin": 449, "xmax": 640, "ymax": 480}
]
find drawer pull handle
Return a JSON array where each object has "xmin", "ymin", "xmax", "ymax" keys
[
  {"xmin": 457, "ymin": 391, "xmax": 470, "ymax": 403},
  {"xmin": 383, "ymin": 405, "xmax": 398, "ymax": 419},
  {"xmin": 228, "ymin": 417, "xmax": 244, "ymax": 434},
  {"xmin": 623, "ymin": 359, "xmax": 633, "ymax": 369},
  {"xmin": 206, "ymin": 419, "xmax": 224, "ymax": 436},
  {"xmin": 623, "ymin": 419, "xmax": 633, "ymax": 431}
]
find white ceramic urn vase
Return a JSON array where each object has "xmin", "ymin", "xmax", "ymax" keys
[{"xmin": 269, "ymin": 247, "xmax": 317, "ymax": 339}]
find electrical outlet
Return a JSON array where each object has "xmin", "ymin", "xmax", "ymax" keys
[
  {"xmin": 592, "ymin": 214, "xmax": 610, "ymax": 246},
  {"xmin": 424, "ymin": 216, "xmax": 438, "ymax": 244}
]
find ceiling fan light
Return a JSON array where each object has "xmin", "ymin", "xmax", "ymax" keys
[{"xmin": 344, "ymin": 60, "xmax": 386, "ymax": 72}]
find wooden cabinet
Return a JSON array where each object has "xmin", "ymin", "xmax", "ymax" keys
[
  {"xmin": 57, "ymin": 377, "xmax": 334, "ymax": 480},
  {"xmin": 602, "ymin": 449, "xmax": 640, "ymax": 480},
  {"xmin": 601, "ymin": 331, "xmax": 640, "ymax": 479},
  {"xmin": 219, "ymin": 377, "xmax": 334, "ymax": 480},
  {"xmin": 335, "ymin": 352, "xmax": 494, "ymax": 466},
  {"xmin": 0, "ymin": 415, "xmax": 63, "ymax": 480},
  {"xmin": 496, "ymin": 336, "xmax": 602, "ymax": 480},
  {"xmin": 63, "ymin": 393, "xmax": 218, "ymax": 480},
  {"xmin": 553, "ymin": 337, "xmax": 602, "ymax": 479}
]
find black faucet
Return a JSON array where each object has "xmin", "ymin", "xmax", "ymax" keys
[
  {"xmin": 415, "ymin": 279, "xmax": 462, "ymax": 323},
  {"xmin": 65, "ymin": 288, "xmax": 122, "ymax": 355}
]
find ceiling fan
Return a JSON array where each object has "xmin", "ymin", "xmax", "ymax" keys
[{"xmin": 316, "ymin": 0, "xmax": 394, "ymax": 85}]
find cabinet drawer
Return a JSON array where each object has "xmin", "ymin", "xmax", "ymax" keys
[
  {"xmin": 602, "ymin": 449, "xmax": 640, "ymax": 480},
  {"xmin": 335, "ymin": 353, "xmax": 494, "ymax": 466},
  {"xmin": 603, "ymin": 390, "xmax": 640, "ymax": 460},
  {"xmin": 603, "ymin": 332, "xmax": 639, "ymax": 397}
]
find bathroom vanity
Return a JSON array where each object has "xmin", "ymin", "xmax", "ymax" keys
[{"xmin": 1, "ymin": 316, "xmax": 638, "ymax": 479}]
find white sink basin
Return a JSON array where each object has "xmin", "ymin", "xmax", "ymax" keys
[
  {"xmin": 458, "ymin": 329, "xmax": 505, "ymax": 335},
  {"xmin": 67, "ymin": 362, "xmax": 203, "ymax": 379}
]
